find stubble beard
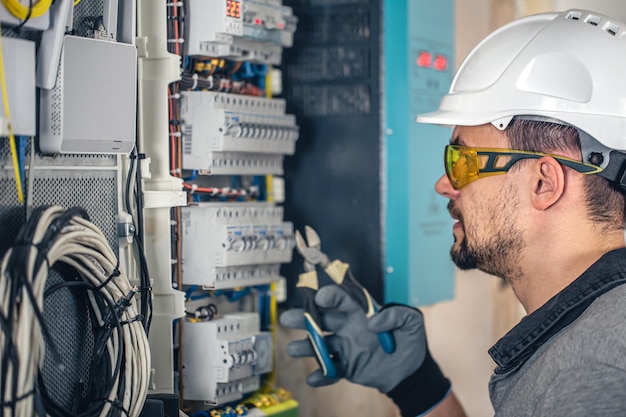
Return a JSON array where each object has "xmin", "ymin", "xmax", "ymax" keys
[{"xmin": 448, "ymin": 192, "xmax": 524, "ymax": 281}]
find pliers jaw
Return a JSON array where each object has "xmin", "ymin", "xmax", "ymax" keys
[{"xmin": 295, "ymin": 225, "xmax": 329, "ymax": 272}]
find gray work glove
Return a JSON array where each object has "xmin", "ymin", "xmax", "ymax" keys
[{"xmin": 280, "ymin": 285, "xmax": 450, "ymax": 415}]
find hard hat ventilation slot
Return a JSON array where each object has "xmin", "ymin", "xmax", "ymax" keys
[
  {"xmin": 585, "ymin": 15, "xmax": 601, "ymax": 27},
  {"xmin": 566, "ymin": 11, "xmax": 582, "ymax": 21},
  {"xmin": 603, "ymin": 22, "xmax": 619, "ymax": 36}
]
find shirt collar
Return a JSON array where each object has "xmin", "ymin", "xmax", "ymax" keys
[{"xmin": 489, "ymin": 247, "xmax": 626, "ymax": 374}]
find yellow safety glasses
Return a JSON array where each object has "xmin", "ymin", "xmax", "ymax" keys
[{"xmin": 444, "ymin": 144, "xmax": 603, "ymax": 190}]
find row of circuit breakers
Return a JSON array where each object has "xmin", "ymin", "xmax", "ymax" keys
[{"xmin": 180, "ymin": 0, "xmax": 298, "ymax": 407}]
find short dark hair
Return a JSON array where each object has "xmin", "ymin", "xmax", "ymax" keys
[{"xmin": 505, "ymin": 118, "xmax": 625, "ymax": 230}]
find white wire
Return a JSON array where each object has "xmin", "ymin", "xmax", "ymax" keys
[{"xmin": 0, "ymin": 206, "xmax": 151, "ymax": 417}]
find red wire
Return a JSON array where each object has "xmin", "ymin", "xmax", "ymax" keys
[{"xmin": 173, "ymin": 2, "xmax": 180, "ymax": 55}]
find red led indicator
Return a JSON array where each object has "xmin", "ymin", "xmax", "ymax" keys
[
  {"xmin": 255, "ymin": 18, "xmax": 262, "ymax": 25},
  {"xmin": 417, "ymin": 51, "xmax": 432, "ymax": 68},
  {"xmin": 434, "ymin": 54, "xmax": 448, "ymax": 71}
]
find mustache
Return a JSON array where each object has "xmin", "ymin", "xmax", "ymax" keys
[{"xmin": 447, "ymin": 201, "xmax": 463, "ymax": 223}]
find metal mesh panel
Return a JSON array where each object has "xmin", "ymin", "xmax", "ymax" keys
[
  {"xmin": 31, "ymin": 170, "xmax": 119, "ymax": 251},
  {"xmin": 42, "ymin": 266, "xmax": 95, "ymax": 412},
  {"xmin": 284, "ymin": 4, "xmax": 373, "ymax": 117},
  {"xmin": 73, "ymin": 0, "xmax": 108, "ymax": 37},
  {"xmin": 288, "ymin": 84, "xmax": 371, "ymax": 116}
]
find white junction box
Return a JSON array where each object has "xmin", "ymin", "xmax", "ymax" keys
[
  {"xmin": 0, "ymin": 38, "xmax": 35, "ymax": 136},
  {"xmin": 182, "ymin": 313, "xmax": 272, "ymax": 404},
  {"xmin": 39, "ymin": 35, "xmax": 137, "ymax": 154},
  {"xmin": 182, "ymin": 202, "xmax": 295, "ymax": 285}
]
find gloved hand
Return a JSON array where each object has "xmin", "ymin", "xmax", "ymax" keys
[
  {"xmin": 280, "ymin": 285, "xmax": 422, "ymax": 391},
  {"xmin": 280, "ymin": 285, "xmax": 450, "ymax": 415}
]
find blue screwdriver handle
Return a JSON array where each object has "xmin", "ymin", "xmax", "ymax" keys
[{"xmin": 299, "ymin": 287, "xmax": 338, "ymax": 378}]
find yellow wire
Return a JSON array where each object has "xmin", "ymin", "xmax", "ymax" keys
[
  {"xmin": 0, "ymin": 23, "xmax": 24, "ymax": 203},
  {"xmin": 1, "ymin": 0, "xmax": 53, "ymax": 19},
  {"xmin": 265, "ymin": 69, "xmax": 276, "ymax": 385},
  {"xmin": 265, "ymin": 65, "xmax": 272, "ymax": 99},
  {"xmin": 74, "ymin": 0, "xmax": 81, "ymax": 6}
]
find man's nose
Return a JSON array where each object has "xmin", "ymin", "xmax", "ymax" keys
[{"xmin": 435, "ymin": 174, "xmax": 460, "ymax": 199}]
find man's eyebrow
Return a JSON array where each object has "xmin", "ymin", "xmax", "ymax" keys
[{"xmin": 450, "ymin": 135, "xmax": 465, "ymax": 146}]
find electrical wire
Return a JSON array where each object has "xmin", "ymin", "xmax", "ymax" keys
[
  {"xmin": 0, "ymin": 22, "xmax": 24, "ymax": 203},
  {"xmin": 0, "ymin": 206, "xmax": 150, "ymax": 417},
  {"xmin": 124, "ymin": 148, "xmax": 153, "ymax": 334},
  {"xmin": 1, "ymin": 0, "xmax": 51, "ymax": 19}
]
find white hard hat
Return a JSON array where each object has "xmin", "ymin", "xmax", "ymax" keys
[{"xmin": 417, "ymin": 9, "xmax": 626, "ymax": 185}]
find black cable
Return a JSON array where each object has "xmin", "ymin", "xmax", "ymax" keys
[
  {"xmin": 126, "ymin": 148, "xmax": 153, "ymax": 334},
  {"xmin": 11, "ymin": 0, "xmax": 33, "ymax": 33}
]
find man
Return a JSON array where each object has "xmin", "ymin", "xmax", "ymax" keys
[{"xmin": 280, "ymin": 9, "xmax": 626, "ymax": 416}]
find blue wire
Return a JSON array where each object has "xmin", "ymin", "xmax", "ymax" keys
[
  {"xmin": 16, "ymin": 136, "xmax": 26, "ymax": 193},
  {"xmin": 239, "ymin": 62, "xmax": 255, "ymax": 79},
  {"xmin": 183, "ymin": 170, "xmax": 197, "ymax": 181},
  {"xmin": 185, "ymin": 285, "xmax": 199, "ymax": 300},
  {"xmin": 251, "ymin": 64, "xmax": 268, "ymax": 77}
]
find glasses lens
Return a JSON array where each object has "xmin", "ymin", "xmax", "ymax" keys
[{"xmin": 445, "ymin": 145, "xmax": 479, "ymax": 189}]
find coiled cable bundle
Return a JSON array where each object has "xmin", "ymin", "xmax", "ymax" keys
[{"xmin": 0, "ymin": 206, "xmax": 151, "ymax": 417}]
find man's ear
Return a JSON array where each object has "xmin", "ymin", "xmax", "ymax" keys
[{"xmin": 530, "ymin": 157, "xmax": 565, "ymax": 210}]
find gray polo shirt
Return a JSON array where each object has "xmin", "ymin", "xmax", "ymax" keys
[{"xmin": 489, "ymin": 249, "xmax": 626, "ymax": 416}]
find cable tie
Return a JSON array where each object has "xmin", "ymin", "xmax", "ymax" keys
[
  {"xmin": 192, "ymin": 73, "xmax": 199, "ymax": 90},
  {"xmin": 190, "ymin": 184, "xmax": 198, "ymax": 194},
  {"xmin": 99, "ymin": 398, "xmax": 131, "ymax": 417},
  {"xmin": 120, "ymin": 314, "xmax": 145, "ymax": 325},
  {"xmin": 97, "ymin": 262, "xmax": 121, "ymax": 290}
]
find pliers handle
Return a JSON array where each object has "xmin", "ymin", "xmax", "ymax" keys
[
  {"xmin": 325, "ymin": 260, "xmax": 396, "ymax": 354},
  {"xmin": 296, "ymin": 226, "xmax": 396, "ymax": 355},
  {"xmin": 296, "ymin": 270, "xmax": 338, "ymax": 378}
]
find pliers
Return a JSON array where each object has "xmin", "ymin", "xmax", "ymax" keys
[{"xmin": 295, "ymin": 226, "xmax": 396, "ymax": 377}]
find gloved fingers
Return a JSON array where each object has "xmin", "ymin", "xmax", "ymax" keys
[
  {"xmin": 367, "ymin": 305, "xmax": 424, "ymax": 334},
  {"xmin": 285, "ymin": 338, "xmax": 315, "ymax": 358},
  {"xmin": 306, "ymin": 369, "xmax": 341, "ymax": 387},
  {"xmin": 320, "ymin": 311, "xmax": 348, "ymax": 332},
  {"xmin": 315, "ymin": 285, "xmax": 363, "ymax": 313},
  {"xmin": 279, "ymin": 307, "xmax": 349, "ymax": 335},
  {"xmin": 279, "ymin": 308, "xmax": 306, "ymax": 330}
]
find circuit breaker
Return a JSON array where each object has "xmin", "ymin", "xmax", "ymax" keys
[
  {"xmin": 182, "ymin": 202, "xmax": 295, "ymax": 287},
  {"xmin": 182, "ymin": 313, "xmax": 273, "ymax": 405},
  {"xmin": 180, "ymin": 91, "xmax": 298, "ymax": 173},
  {"xmin": 185, "ymin": 0, "xmax": 297, "ymax": 63}
]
